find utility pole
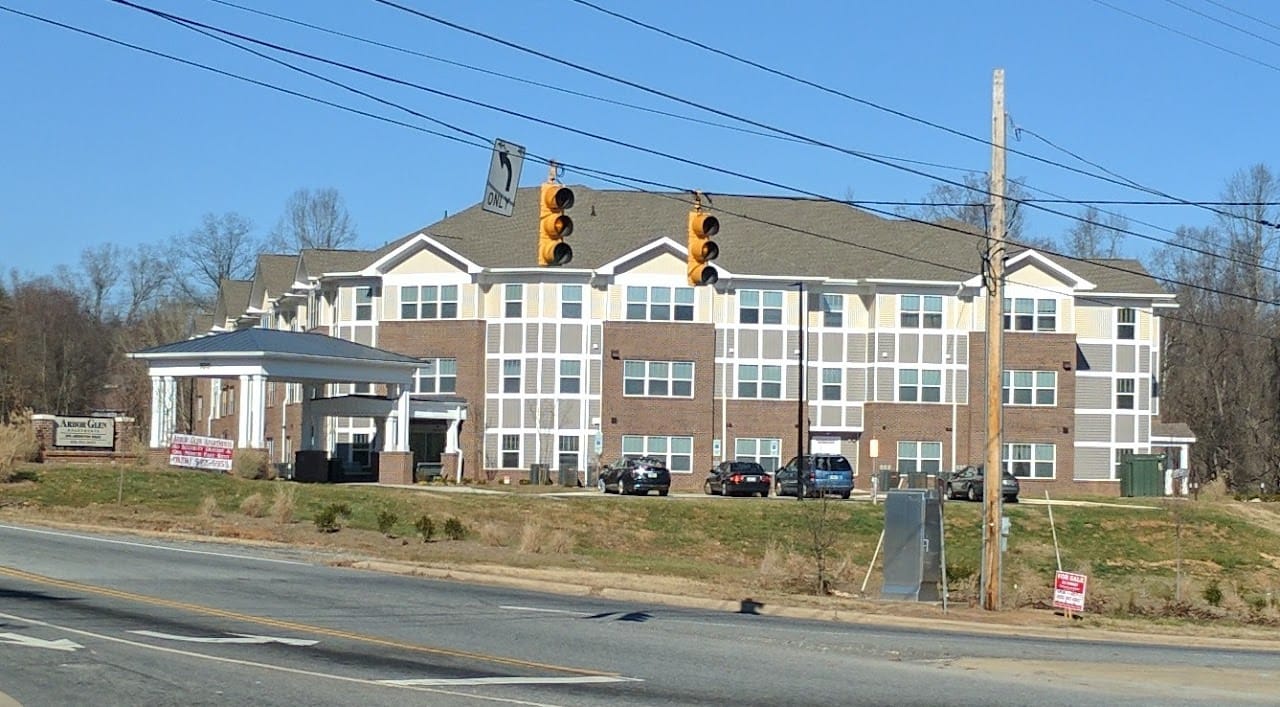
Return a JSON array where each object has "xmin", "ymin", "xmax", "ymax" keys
[{"xmin": 981, "ymin": 68, "xmax": 1006, "ymax": 612}]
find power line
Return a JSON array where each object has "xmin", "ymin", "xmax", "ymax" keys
[
  {"xmin": 1161, "ymin": 0, "xmax": 1280, "ymax": 50},
  {"xmin": 565, "ymin": 0, "xmax": 1279, "ymax": 232},
  {"xmin": 1090, "ymin": 0, "xmax": 1280, "ymax": 73},
  {"xmin": 3, "ymin": 3, "xmax": 1272, "ymax": 343},
  {"xmin": 1201, "ymin": 0, "xmax": 1280, "ymax": 34},
  {"xmin": 98, "ymin": 0, "xmax": 1280, "ymax": 306}
]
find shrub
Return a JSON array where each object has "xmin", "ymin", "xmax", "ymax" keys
[
  {"xmin": 239, "ymin": 492, "xmax": 267, "ymax": 518},
  {"xmin": 377, "ymin": 509, "xmax": 399, "ymax": 536},
  {"xmin": 0, "ymin": 409, "xmax": 40, "ymax": 481},
  {"xmin": 313, "ymin": 502, "xmax": 351, "ymax": 533},
  {"xmin": 231, "ymin": 449, "xmax": 274, "ymax": 480},
  {"xmin": 271, "ymin": 484, "xmax": 296, "ymax": 524},
  {"xmin": 198, "ymin": 494, "xmax": 220, "ymax": 519},
  {"xmin": 1203, "ymin": 578, "xmax": 1223, "ymax": 607},
  {"xmin": 414, "ymin": 514, "xmax": 436, "ymax": 542},
  {"xmin": 8, "ymin": 468, "xmax": 39, "ymax": 483},
  {"xmin": 478, "ymin": 520, "xmax": 507, "ymax": 547},
  {"xmin": 443, "ymin": 517, "xmax": 466, "ymax": 541}
]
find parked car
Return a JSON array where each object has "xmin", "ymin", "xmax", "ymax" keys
[
  {"xmin": 944, "ymin": 464, "xmax": 1020, "ymax": 502},
  {"xmin": 598, "ymin": 455, "xmax": 671, "ymax": 496},
  {"xmin": 774, "ymin": 454, "xmax": 855, "ymax": 499},
  {"xmin": 704, "ymin": 460, "xmax": 771, "ymax": 497}
]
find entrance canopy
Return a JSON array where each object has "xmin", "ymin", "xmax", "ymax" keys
[{"xmin": 129, "ymin": 328, "xmax": 424, "ymax": 454}]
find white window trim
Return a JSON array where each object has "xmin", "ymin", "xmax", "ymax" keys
[
  {"xmin": 1003, "ymin": 442, "xmax": 1056, "ymax": 479},
  {"xmin": 1002, "ymin": 370, "xmax": 1057, "ymax": 407},
  {"xmin": 621, "ymin": 434, "xmax": 694, "ymax": 473},
  {"xmin": 736, "ymin": 363, "xmax": 783, "ymax": 400},
  {"xmin": 622, "ymin": 359, "xmax": 695, "ymax": 399}
]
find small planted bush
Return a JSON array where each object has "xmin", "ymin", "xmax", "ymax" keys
[
  {"xmin": 414, "ymin": 514, "xmax": 435, "ymax": 542},
  {"xmin": 443, "ymin": 517, "xmax": 466, "ymax": 541},
  {"xmin": 377, "ymin": 509, "xmax": 399, "ymax": 536},
  {"xmin": 314, "ymin": 502, "xmax": 352, "ymax": 533}
]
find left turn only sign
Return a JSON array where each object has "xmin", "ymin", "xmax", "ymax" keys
[{"xmin": 482, "ymin": 138, "xmax": 525, "ymax": 217}]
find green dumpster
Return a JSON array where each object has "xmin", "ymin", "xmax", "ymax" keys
[{"xmin": 1120, "ymin": 454, "xmax": 1165, "ymax": 497}]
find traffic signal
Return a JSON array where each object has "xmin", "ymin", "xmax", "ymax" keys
[
  {"xmin": 538, "ymin": 181, "xmax": 574, "ymax": 266},
  {"xmin": 687, "ymin": 208, "xmax": 720, "ymax": 285}
]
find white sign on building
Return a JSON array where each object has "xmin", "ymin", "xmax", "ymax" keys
[
  {"xmin": 53, "ymin": 416, "xmax": 114, "ymax": 448},
  {"xmin": 169, "ymin": 434, "xmax": 234, "ymax": 472}
]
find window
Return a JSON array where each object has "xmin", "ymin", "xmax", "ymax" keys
[
  {"xmin": 897, "ymin": 441, "xmax": 942, "ymax": 474},
  {"xmin": 737, "ymin": 364, "xmax": 782, "ymax": 399},
  {"xmin": 400, "ymin": 285, "xmax": 459, "ymax": 320},
  {"xmin": 1003, "ymin": 297, "xmax": 1056, "ymax": 332},
  {"xmin": 822, "ymin": 294, "xmax": 843, "ymax": 328},
  {"xmin": 1117, "ymin": 307, "xmax": 1136, "ymax": 339},
  {"xmin": 1116, "ymin": 378, "xmax": 1135, "ymax": 409},
  {"xmin": 352, "ymin": 433, "xmax": 371, "ymax": 468},
  {"xmin": 561, "ymin": 285, "xmax": 583, "ymax": 319},
  {"xmin": 1002, "ymin": 370, "xmax": 1057, "ymax": 406},
  {"xmin": 734, "ymin": 437, "xmax": 782, "ymax": 472},
  {"xmin": 898, "ymin": 369, "xmax": 942, "ymax": 402},
  {"xmin": 739, "ymin": 289, "xmax": 784, "ymax": 325},
  {"xmin": 559, "ymin": 359, "xmax": 581, "ymax": 394},
  {"xmin": 900, "ymin": 295, "xmax": 942, "ymax": 329},
  {"xmin": 623, "ymin": 360, "xmax": 694, "ymax": 398},
  {"xmin": 622, "ymin": 435, "xmax": 693, "ymax": 473},
  {"xmin": 626, "ymin": 286, "xmax": 694, "ymax": 321},
  {"xmin": 1004, "ymin": 443, "xmax": 1056, "ymax": 478},
  {"xmin": 557, "ymin": 435, "xmax": 580, "ymax": 471},
  {"xmin": 504, "ymin": 284, "xmax": 523, "ymax": 318},
  {"xmin": 821, "ymin": 368, "xmax": 842, "ymax": 401},
  {"xmin": 414, "ymin": 358, "xmax": 457, "ymax": 394},
  {"xmin": 355, "ymin": 287, "xmax": 373, "ymax": 321},
  {"xmin": 502, "ymin": 359, "xmax": 521, "ymax": 393},
  {"xmin": 501, "ymin": 434, "xmax": 520, "ymax": 468}
]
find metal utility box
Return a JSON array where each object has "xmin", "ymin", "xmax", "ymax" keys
[
  {"xmin": 880, "ymin": 489, "xmax": 944, "ymax": 602},
  {"xmin": 1119, "ymin": 454, "xmax": 1165, "ymax": 497}
]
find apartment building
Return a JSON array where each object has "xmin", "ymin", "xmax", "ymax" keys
[{"xmin": 141, "ymin": 186, "xmax": 1187, "ymax": 495}]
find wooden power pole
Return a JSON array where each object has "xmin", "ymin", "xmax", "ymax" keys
[{"xmin": 982, "ymin": 68, "xmax": 1006, "ymax": 611}]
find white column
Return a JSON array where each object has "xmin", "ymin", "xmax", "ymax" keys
[
  {"xmin": 445, "ymin": 414, "xmax": 461, "ymax": 453},
  {"xmin": 237, "ymin": 375, "xmax": 252, "ymax": 448},
  {"xmin": 148, "ymin": 375, "xmax": 163, "ymax": 448},
  {"xmin": 250, "ymin": 375, "xmax": 267, "ymax": 448},
  {"xmin": 396, "ymin": 384, "xmax": 411, "ymax": 453},
  {"xmin": 300, "ymin": 383, "xmax": 319, "ymax": 450},
  {"xmin": 160, "ymin": 376, "xmax": 178, "ymax": 446}
]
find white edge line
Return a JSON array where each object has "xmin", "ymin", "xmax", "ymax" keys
[
  {"xmin": 0, "ymin": 610, "xmax": 562, "ymax": 707},
  {"xmin": 498, "ymin": 605, "xmax": 588, "ymax": 616},
  {"xmin": 382, "ymin": 676, "xmax": 641, "ymax": 687},
  {"xmin": 0, "ymin": 524, "xmax": 311, "ymax": 566}
]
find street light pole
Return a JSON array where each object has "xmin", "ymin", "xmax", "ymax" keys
[{"xmin": 793, "ymin": 282, "xmax": 806, "ymax": 501}]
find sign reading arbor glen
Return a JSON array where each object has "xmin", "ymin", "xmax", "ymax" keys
[
  {"xmin": 168, "ymin": 434, "xmax": 234, "ymax": 472},
  {"xmin": 53, "ymin": 416, "xmax": 114, "ymax": 448}
]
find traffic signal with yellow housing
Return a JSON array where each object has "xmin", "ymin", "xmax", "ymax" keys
[
  {"xmin": 686, "ymin": 208, "xmax": 720, "ymax": 286},
  {"xmin": 538, "ymin": 181, "xmax": 574, "ymax": 266}
]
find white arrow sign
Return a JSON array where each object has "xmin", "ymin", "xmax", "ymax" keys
[
  {"xmin": 0, "ymin": 631, "xmax": 83, "ymax": 652},
  {"xmin": 129, "ymin": 630, "xmax": 317, "ymax": 646}
]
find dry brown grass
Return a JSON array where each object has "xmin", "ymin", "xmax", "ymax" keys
[
  {"xmin": 271, "ymin": 484, "xmax": 296, "ymax": 524},
  {"xmin": 231, "ymin": 449, "xmax": 274, "ymax": 480},
  {"xmin": 478, "ymin": 520, "xmax": 508, "ymax": 547},
  {"xmin": 197, "ymin": 494, "xmax": 220, "ymax": 519},
  {"xmin": 516, "ymin": 520, "xmax": 574, "ymax": 554},
  {"xmin": 239, "ymin": 492, "xmax": 267, "ymax": 518},
  {"xmin": 0, "ymin": 410, "xmax": 40, "ymax": 480}
]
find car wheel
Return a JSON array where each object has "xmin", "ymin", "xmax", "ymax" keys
[
  {"xmin": 598, "ymin": 477, "xmax": 607, "ymax": 494},
  {"xmin": 704, "ymin": 480, "xmax": 713, "ymax": 495},
  {"xmin": 658, "ymin": 488, "xmax": 669, "ymax": 497},
  {"xmin": 721, "ymin": 484, "xmax": 731, "ymax": 498},
  {"xmin": 967, "ymin": 485, "xmax": 978, "ymax": 502},
  {"xmin": 841, "ymin": 490, "xmax": 851, "ymax": 500},
  {"xmin": 1006, "ymin": 495, "xmax": 1019, "ymax": 504}
]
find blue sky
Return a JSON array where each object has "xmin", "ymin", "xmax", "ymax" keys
[{"xmin": 2, "ymin": 0, "xmax": 1277, "ymax": 277}]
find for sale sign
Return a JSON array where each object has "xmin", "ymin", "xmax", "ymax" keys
[
  {"xmin": 1053, "ymin": 570, "xmax": 1088, "ymax": 613},
  {"xmin": 169, "ymin": 434, "xmax": 234, "ymax": 472}
]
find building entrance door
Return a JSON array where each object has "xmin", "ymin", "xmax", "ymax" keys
[{"xmin": 410, "ymin": 420, "xmax": 448, "ymax": 482}]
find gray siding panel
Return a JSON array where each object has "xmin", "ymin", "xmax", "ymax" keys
[
  {"xmin": 523, "ymin": 433, "xmax": 536, "ymax": 463},
  {"xmin": 589, "ymin": 325, "xmax": 602, "ymax": 353},
  {"xmin": 525, "ymin": 324, "xmax": 539, "ymax": 353},
  {"xmin": 786, "ymin": 363, "xmax": 799, "ymax": 398},
  {"xmin": 848, "ymin": 334, "xmax": 867, "ymax": 364},
  {"xmin": 486, "ymin": 359, "xmax": 499, "ymax": 395},
  {"xmin": 1116, "ymin": 414, "xmax": 1135, "ymax": 443},
  {"xmin": 716, "ymin": 329, "xmax": 726, "ymax": 357},
  {"xmin": 1074, "ymin": 447, "xmax": 1112, "ymax": 480},
  {"xmin": 589, "ymin": 400, "xmax": 600, "ymax": 424},
  {"xmin": 763, "ymin": 330, "xmax": 784, "ymax": 359},
  {"xmin": 484, "ymin": 434, "xmax": 499, "ymax": 468},
  {"xmin": 822, "ymin": 333, "xmax": 841, "ymax": 362},
  {"xmin": 955, "ymin": 371, "xmax": 968, "ymax": 405},
  {"xmin": 847, "ymin": 368, "xmax": 867, "ymax": 402},
  {"xmin": 540, "ymin": 359, "xmax": 554, "ymax": 394},
  {"xmin": 1116, "ymin": 344, "xmax": 1136, "ymax": 373},
  {"xmin": 487, "ymin": 324, "xmax": 501, "ymax": 354},
  {"xmin": 877, "ymin": 333, "xmax": 895, "ymax": 362},
  {"xmin": 1139, "ymin": 377, "xmax": 1150, "ymax": 410},
  {"xmin": 1139, "ymin": 345, "xmax": 1151, "ymax": 374},
  {"xmin": 1075, "ymin": 413, "xmax": 1111, "ymax": 442},
  {"xmin": 561, "ymin": 324, "xmax": 582, "ymax": 354},
  {"xmin": 1078, "ymin": 343, "xmax": 1112, "ymax": 372},
  {"xmin": 785, "ymin": 330, "xmax": 796, "ymax": 359},
  {"xmin": 503, "ymin": 323, "xmax": 522, "ymax": 354},
  {"xmin": 485, "ymin": 400, "xmax": 498, "ymax": 427},
  {"xmin": 589, "ymin": 359, "xmax": 602, "ymax": 396},
  {"xmin": 741, "ymin": 330, "xmax": 759, "ymax": 358},
  {"xmin": 899, "ymin": 333, "xmax": 919, "ymax": 363},
  {"xmin": 922, "ymin": 334, "xmax": 944, "ymax": 364},
  {"xmin": 846, "ymin": 405, "xmax": 863, "ymax": 428},
  {"xmin": 819, "ymin": 405, "xmax": 840, "ymax": 427},
  {"xmin": 524, "ymin": 358, "xmax": 538, "ymax": 394},
  {"xmin": 1138, "ymin": 415, "xmax": 1150, "ymax": 443},
  {"xmin": 501, "ymin": 399, "xmax": 520, "ymax": 427},
  {"xmin": 1076, "ymin": 377, "xmax": 1112, "ymax": 409},
  {"xmin": 955, "ymin": 335, "xmax": 968, "ymax": 365},
  {"xmin": 542, "ymin": 325, "xmax": 556, "ymax": 354},
  {"xmin": 559, "ymin": 399, "xmax": 579, "ymax": 428},
  {"xmin": 876, "ymin": 367, "xmax": 894, "ymax": 401}
]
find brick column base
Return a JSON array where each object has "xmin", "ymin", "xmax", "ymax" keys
[{"xmin": 377, "ymin": 451, "xmax": 413, "ymax": 485}]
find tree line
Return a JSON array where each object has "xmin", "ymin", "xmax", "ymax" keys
[{"xmin": 3, "ymin": 170, "xmax": 1278, "ymax": 493}]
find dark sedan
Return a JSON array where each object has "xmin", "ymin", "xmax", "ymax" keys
[
  {"xmin": 704, "ymin": 460, "xmax": 771, "ymax": 497},
  {"xmin": 944, "ymin": 464, "xmax": 1020, "ymax": 502},
  {"xmin": 598, "ymin": 456, "xmax": 671, "ymax": 496}
]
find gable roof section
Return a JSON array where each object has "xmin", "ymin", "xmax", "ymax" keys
[
  {"xmin": 247, "ymin": 254, "xmax": 300, "ymax": 312},
  {"xmin": 298, "ymin": 248, "xmax": 377, "ymax": 281},
  {"xmin": 211, "ymin": 279, "xmax": 252, "ymax": 329},
  {"xmin": 363, "ymin": 232, "xmax": 482, "ymax": 275},
  {"xmin": 133, "ymin": 327, "xmax": 422, "ymax": 364}
]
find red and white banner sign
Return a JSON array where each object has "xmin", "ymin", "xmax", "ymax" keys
[
  {"xmin": 169, "ymin": 434, "xmax": 234, "ymax": 472},
  {"xmin": 1053, "ymin": 571, "xmax": 1088, "ymax": 613}
]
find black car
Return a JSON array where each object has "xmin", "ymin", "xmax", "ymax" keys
[
  {"xmin": 598, "ymin": 456, "xmax": 671, "ymax": 496},
  {"xmin": 944, "ymin": 464, "xmax": 1020, "ymax": 502},
  {"xmin": 704, "ymin": 460, "xmax": 771, "ymax": 497}
]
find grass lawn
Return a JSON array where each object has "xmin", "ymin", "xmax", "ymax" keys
[{"xmin": 3, "ymin": 464, "xmax": 1279, "ymax": 633}]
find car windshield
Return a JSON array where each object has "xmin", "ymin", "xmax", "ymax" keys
[
  {"xmin": 728, "ymin": 462, "xmax": 763, "ymax": 473},
  {"xmin": 634, "ymin": 456, "xmax": 667, "ymax": 469},
  {"xmin": 813, "ymin": 456, "xmax": 852, "ymax": 471}
]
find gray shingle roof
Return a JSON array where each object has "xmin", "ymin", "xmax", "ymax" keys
[
  {"xmin": 299, "ymin": 248, "xmax": 376, "ymax": 279},
  {"xmin": 248, "ymin": 254, "xmax": 300, "ymax": 309},
  {"xmin": 212, "ymin": 279, "xmax": 253, "ymax": 325},
  {"xmin": 1041, "ymin": 256, "xmax": 1170, "ymax": 296},
  {"xmin": 134, "ymin": 327, "xmax": 422, "ymax": 363}
]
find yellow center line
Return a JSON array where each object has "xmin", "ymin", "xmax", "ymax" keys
[{"xmin": 0, "ymin": 565, "xmax": 611, "ymax": 677}]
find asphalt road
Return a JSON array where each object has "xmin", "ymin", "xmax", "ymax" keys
[{"xmin": 0, "ymin": 522, "xmax": 1274, "ymax": 706}]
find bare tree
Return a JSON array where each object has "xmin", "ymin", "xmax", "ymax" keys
[
  {"xmin": 269, "ymin": 187, "xmax": 358, "ymax": 252},
  {"xmin": 123, "ymin": 243, "xmax": 173, "ymax": 323},
  {"xmin": 77, "ymin": 243, "xmax": 122, "ymax": 322},
  {"xmin": 906, "ymin": 173, "xmax": 1055, "ymax": 251},
  {"xmin": 173, "ymin": 212, "xmax": 260, "ymax": 305},
  {"xmin": 1063, "ymin": 206, "xmax": 1127, "ymax": 259}
]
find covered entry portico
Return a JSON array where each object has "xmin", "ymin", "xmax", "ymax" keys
[{"xmin": 130, "ymin": 328, "xmax": 442, "ymax": 485}]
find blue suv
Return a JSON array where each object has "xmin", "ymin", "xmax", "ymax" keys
[{"xmin": 774, "ymin": 454, "xmax": 855, "ymax": 499}]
